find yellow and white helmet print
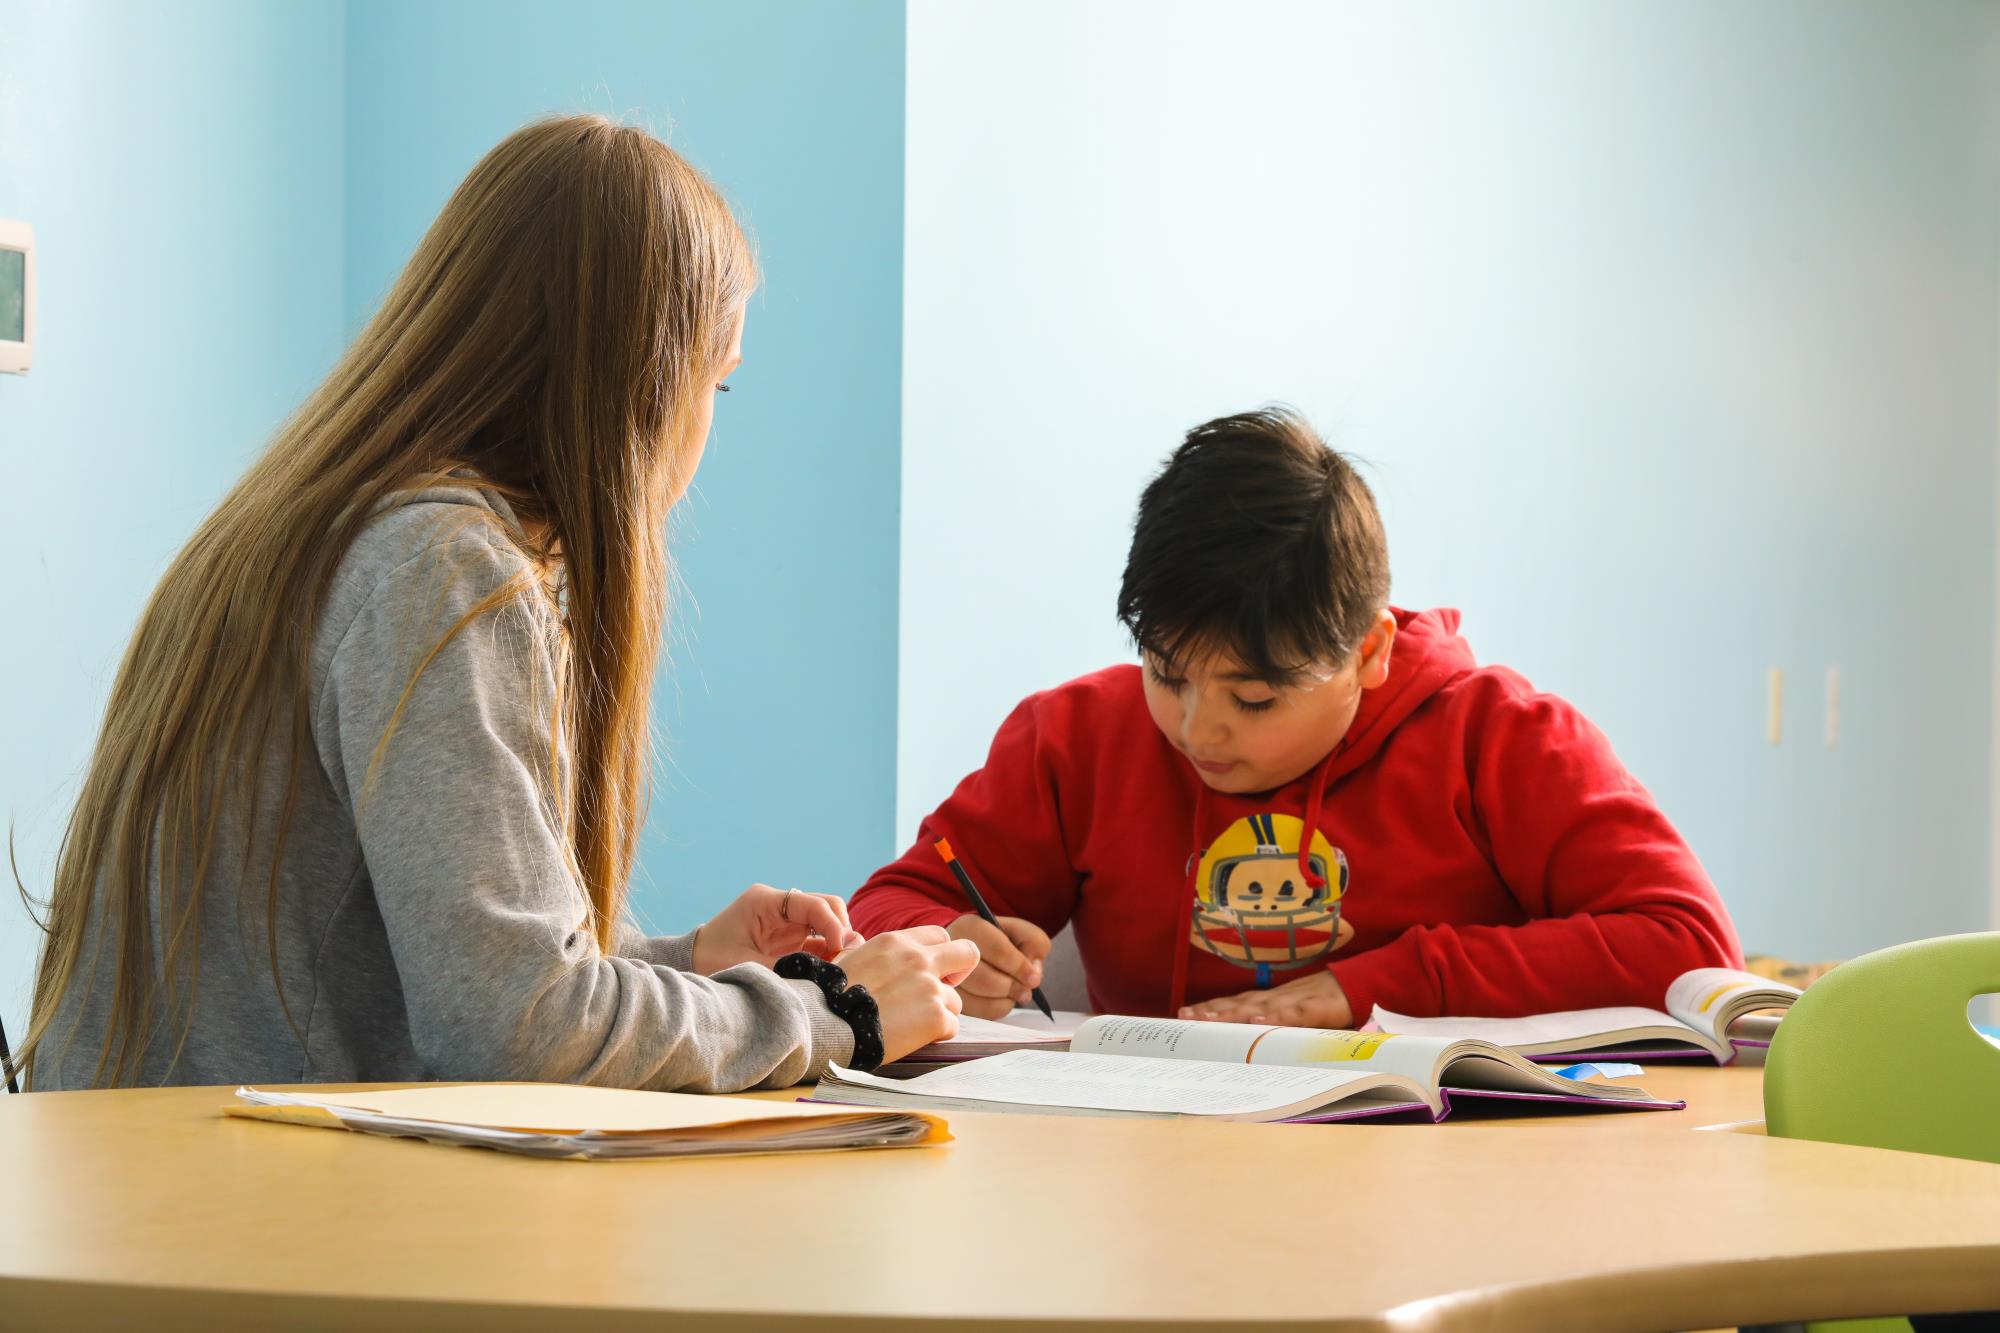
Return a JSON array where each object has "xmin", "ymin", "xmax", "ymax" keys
[{"xmin": 1190, "ymin": 812, "xmax": 1348, "ymax": 973}]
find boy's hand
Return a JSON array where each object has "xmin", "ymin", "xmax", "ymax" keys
[
  {"xmin": 1180, "ymin": 971, "xmax": 1353, "ymax": 1029},
  {"xmin": 945, "ymin": 913, "xmax": 1051, "ymax": 1018}
]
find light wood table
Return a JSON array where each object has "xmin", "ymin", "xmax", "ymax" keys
[{"xmin": 5, "ymin": 1073, "xmax": 1996, "ymax": 1333}]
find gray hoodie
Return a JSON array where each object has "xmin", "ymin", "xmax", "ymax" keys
[{"xmin": 38, "ymin": 483, "xmax": 851, "ymax": 1091}]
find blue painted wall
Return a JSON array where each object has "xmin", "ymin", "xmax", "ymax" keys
[
  {"xmin": 0, "ymin": 0, "xmax": 347, "ymax": 1029},
  {"xmin": 344, "ymin": 1, "xmax": 906, "ymax": 933}
]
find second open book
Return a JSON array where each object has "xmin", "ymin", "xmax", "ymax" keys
[
  {"xmin": 900, "ymin": 966, "xmax": 1802, "ymax": 1068},
  {"xmin": 1370, "ymin": 967, "xmax": 1803, "ymax": 1063},
  {"xmin": 814, "ymin": 1015, "xmax": 1684, "ymax": 1123}
]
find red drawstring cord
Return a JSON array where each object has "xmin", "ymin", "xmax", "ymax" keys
[{"xmin": 1298, "ymin": 751, "xmax": 1334, "ymax": 889}]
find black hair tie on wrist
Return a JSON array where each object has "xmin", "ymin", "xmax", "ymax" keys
[{"xmin": 775, "ymin": 953, "xmax": 886, "ymax": 1073}]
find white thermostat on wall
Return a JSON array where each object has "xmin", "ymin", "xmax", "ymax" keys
[{"xmin": 1, "ymin": 219, "xmax": 34, "ymax": 375}]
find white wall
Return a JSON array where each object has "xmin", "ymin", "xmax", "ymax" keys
[{"xmin": 900, "ymin": 0, "xmax": 2000, "ymax": 962}]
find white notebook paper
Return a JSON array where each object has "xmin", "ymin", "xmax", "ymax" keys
[{"xmin": 892, "ymin": 1009, "xmax": 1088, "ymax": 1064}]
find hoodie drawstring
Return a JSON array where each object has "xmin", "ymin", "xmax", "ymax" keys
[
  {"xmin": 1298, "ymin": 749, "xmax": 1335, "ymax": 891},
  {"xmin": 1168, "ymin": 784, "xmax": 1209, "ymax": 1015}
]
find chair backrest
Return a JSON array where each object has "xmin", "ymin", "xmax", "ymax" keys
[{"xmin": 1765, "ymin": 932, "xmax": 2000, "ymax": 1164}]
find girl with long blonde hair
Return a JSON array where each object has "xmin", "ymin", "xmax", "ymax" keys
[{"xmin": 22, "ymin": 115, "xmax": 973, "ymax": 1091}]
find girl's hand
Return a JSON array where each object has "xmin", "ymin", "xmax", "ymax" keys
[
  {"xmin": 945, "ymin": 913, "xmax": 1051, "ymax": 1018},
  {"xmin": 1178, "ymin": 970, "xmax": 1353, "ymax": 1029},
  {"xmin": 836, "ymin": 926, "xmax": 982, "ymax": 1062},
  {"xmin": 693, "ymin": 884, "xmax": 864, "ymax": 976}
]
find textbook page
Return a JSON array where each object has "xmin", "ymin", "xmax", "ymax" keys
[
  {"xmin": 826, "ymin": 1048, "xmax": 1424, "ymax": 1119},
  {"xmin": 1367, "ymin": 1004, "xmax": 1706, "ymax": 1057},
  {"xmin": 1071, "ymin": 1015, "xmax": 1448, "ymax": 1083},
  {"xmin": 1068, "ymin": 1016, "xmax": 1648, "ymax": 1099},
  {"xmin": 1664, "ymin": 968, "xmax": 1800, "ymax": 1044}
]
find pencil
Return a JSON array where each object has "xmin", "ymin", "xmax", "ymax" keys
[{"xmin": 933, "ymin": 837, "xmax": 1054, "ymax": 1021}]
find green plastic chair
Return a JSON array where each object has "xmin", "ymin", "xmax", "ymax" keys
[{"xmin": 1761, "ymin": 932, "xmax": 2000, "ymax": 1333}]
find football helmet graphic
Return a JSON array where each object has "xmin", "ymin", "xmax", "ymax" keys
[{"xmin": 1190, "ymin": 812, "xmax": 1350, "ymax": 973}]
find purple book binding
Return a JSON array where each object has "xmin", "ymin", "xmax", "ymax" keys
[{"xmin": 801, "ymin": 1085, "xmax": 1686, "ymax": 1124}]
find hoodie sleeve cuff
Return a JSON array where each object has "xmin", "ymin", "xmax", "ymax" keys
[
  {"xmin": 616, "ymin": 927, "xmax": 699, "ymax": 973},
  {"xmin": 865, "ymin": 901, "xmax": 965, "ymax": 934},
  {"xmin": 784, "ymin": 978, "xmax": 858, "ymax": 1079},
  {"xmin": 1328, "ymin": 932, "xmax": 1437, "ymax": 1026}
]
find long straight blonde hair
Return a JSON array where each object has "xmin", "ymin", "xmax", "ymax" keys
[{"xmin": 18, "ymin": 115, "xmax": 756, "ymax": 1087}]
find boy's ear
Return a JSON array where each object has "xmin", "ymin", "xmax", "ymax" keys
[{"xmin": 1356, "ymin": 611, "xmax": 1396, "ymax": 690}]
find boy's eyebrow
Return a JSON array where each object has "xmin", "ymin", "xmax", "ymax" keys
[
  {"xmin": 1144, "ymin": 642, "xmax": 1299, "ymax": 687},
  {"xmin": 1146, "ymin": 654, "xmax": 1288, "ymax": 687},
  {"xmin": 1217, "ymin": 659, "xmax": 1298, "ymax": 685}
]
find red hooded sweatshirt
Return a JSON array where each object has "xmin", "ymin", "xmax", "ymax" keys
[{"xmin": 849, "ymin": 608, "xmax": 1743, "ymax": 1021}]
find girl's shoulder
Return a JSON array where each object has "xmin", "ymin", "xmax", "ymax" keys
[
  {"xmin": 345, "ymin": 480, "xmax": 525, "ymax": 577},
  {"xmin": 318, "ymin": 483, "xmax": 547, "ymax": 655}
]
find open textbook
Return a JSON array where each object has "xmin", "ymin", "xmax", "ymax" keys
[
  {"xmin": 1371, "ymin": 967, "xmax": 1802, "ymax": 1064},
  {"xmin": 229, "ymin": 1083, "xmax": 949, "ymax": 1160},
  {"xmin": 813, "ymin": 1015, "xmax": 1683, "ymax": 1123}
]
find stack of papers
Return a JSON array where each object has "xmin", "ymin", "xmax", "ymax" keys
[
  {"xmin": 891, "ymin": 1009, "xmax": 1088, "ymax": 1066},
  {"xmin": 228, "ymin": 1082, "xmax": 949, "ymax": 1160}
]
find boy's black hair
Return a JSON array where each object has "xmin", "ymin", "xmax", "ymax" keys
[{"xmin": 1117, "ymin": 406, "xmax": 1389, "ymax": 685}]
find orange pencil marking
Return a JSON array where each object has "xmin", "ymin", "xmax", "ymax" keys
[{"xmin": 1244, "ymin": 1027, "xmax": 1280, "ymax": 1063}]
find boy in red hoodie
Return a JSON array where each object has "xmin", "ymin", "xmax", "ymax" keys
[{"xmin": 850, "ymin": 408, "xmax": 1743, "ymax": 1027}]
